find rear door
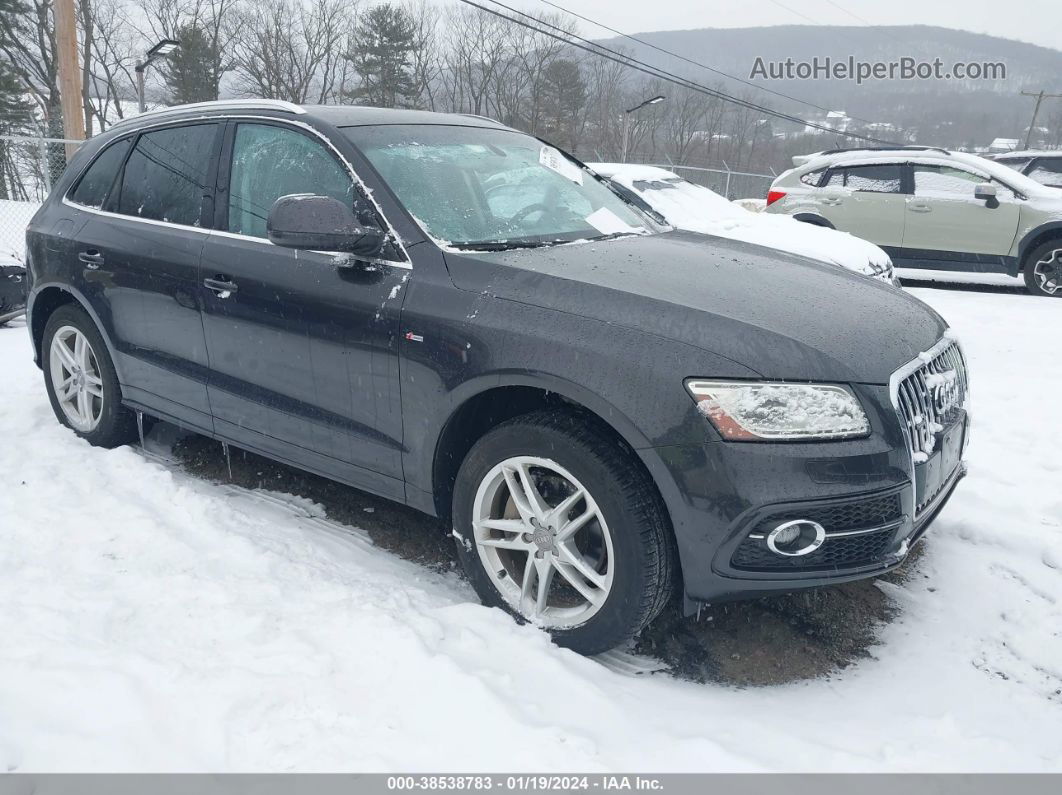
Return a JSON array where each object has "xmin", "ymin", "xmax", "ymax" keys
[
  {"xmin": 817, "ymin": 163, "xmax": 906, "ymax": 247},
  {"xmin": 901, "ymin": 164, "xmax": 1021, "ymax": 265},
  {"xmin": 198, "ymin": 120, "xmax": 408, "ymax": 498},
  {"xmin": 68, "ymin": 122, "xmax": 221, "ymax": 431}
]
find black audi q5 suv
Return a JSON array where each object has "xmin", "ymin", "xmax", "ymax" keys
[{"xmin": 25, "ymin": 101, "xmax": 969, "ymax": 653}]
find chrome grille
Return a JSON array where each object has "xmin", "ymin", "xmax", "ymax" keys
[{"xmin": 893, "ymin": 340, "xmax": 969, "ymax": 459}]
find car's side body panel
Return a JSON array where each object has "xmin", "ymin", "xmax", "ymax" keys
[{"xmin": 769, "ymin": 150, "xmax": 1062, "ymax": 277}]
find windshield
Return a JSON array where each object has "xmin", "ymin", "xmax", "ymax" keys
[{"xmin": 344, "ymin": 125, "xmax": 656, "ymax": 248}]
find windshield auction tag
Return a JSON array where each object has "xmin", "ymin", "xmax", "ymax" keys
[
  {"xmin": 584, "ymin": 207, "xmax": 641, "ymax": 235},
  {"xmin": 540, "ymin": 146, "xmax": 583, "ymax": 185}
]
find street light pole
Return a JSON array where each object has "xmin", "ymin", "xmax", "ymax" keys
[
  {"xmin": 135, "ymin": 39, "xmax": 181, "ymax": 114},
  {"xmin": 620, "ymin": 95, "xmax": 665, "ymax": 163}
]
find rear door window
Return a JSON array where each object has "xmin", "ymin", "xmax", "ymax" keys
[
  {"xmin": 842, "ymin": 164, "xmax": 904, "ymax": 193},
  {"xmin": 117, "ymin": 124, "xmax": 218, "ymax": 226},
  {"xmin": 68, "ymin": 138, "xmax": 131, "ymax": 209}
]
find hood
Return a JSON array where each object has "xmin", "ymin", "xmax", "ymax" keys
[{"xmin": 444, "ymin": 230, "xmax": 946, "ymax": 384}]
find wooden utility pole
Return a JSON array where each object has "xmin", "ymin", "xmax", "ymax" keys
[
  {"xmin": 1021, "ymin": 90, "xmax": 1062, "ymax": 150},
  {"xmin": 53, "ymin": 0, "xmax": 86, "ymax": 159}
]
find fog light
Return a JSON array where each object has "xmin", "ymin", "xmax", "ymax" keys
[{"xmin": 766, "ymin": 519, "xmax": 826, "ymax": 557}]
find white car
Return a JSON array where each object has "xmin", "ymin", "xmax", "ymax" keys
[{"xmin": 589, "ymin": 163, "xmax": 897, "ymax": 285}]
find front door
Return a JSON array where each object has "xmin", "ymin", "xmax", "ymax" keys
[
  {"xmin": 199, "ymin": 120, "xmax": 409, "ymax": 499},
  {"xmin": 900, "ymin": 164, "xmax": 1022, "ymax": 269}
]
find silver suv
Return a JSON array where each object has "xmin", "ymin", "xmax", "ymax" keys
[
  {"xmin": 765, "ymin": 146, "xmax": 1062, "ymax": 296},
  {"xmin": 993, "ymin": 150, "xmax": 1062, "ymax": 190}
]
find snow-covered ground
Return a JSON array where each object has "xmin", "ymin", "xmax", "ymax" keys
[{"xmin": 1, "ymin": 286, "xmax": 1060, "ymax": 772}]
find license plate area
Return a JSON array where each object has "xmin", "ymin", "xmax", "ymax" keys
[{"xmin": 914, "ymin": 412, "xmax": 967, "ymax": 512}]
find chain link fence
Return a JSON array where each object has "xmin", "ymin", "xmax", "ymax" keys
[
  {"xmin": 659, "ymin": 164, "xmax": 775, "ymax": 204},
  {"xmin": 584, "ymin": 149, "xmax": 776, "ymax": 201},
  {"xmin": 1, "ymin": 135, "xmax": 81, "ymax": 265}
]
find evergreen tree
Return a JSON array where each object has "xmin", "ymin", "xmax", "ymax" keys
[
  {"xmin": 162, "ymin": 23, "xmax": 223, "ymax": 105},
  {"xmin": 347, "ymin": 4, "xmax": 418, "ymax": 109},
  {"xmin": 541, "ymin": 58, "xmax": 587, "ymax": 151}
]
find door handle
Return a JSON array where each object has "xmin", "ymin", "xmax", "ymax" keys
[
  {"xmin": 203, "ymin": 276, "xmax": 238, "ymax": 297},
  {"xmin": 821, "ymin": 197, "xmax": 843, "ymax": 206},
  {"xmin": 908, "ymin": 204, "xmax": 932, "ymax": 213},
  {"xmin": 78, "ymin": 250, "xmax": 104, "ymax": 268}
]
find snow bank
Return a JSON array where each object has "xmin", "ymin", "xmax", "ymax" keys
[
  {"xmin": 1, "ymin": 286, "xmax": 1061, "ymax": 771},
  {"xmin": 590, "ymin": 164, "xmax": 891, "ymax": 278}
]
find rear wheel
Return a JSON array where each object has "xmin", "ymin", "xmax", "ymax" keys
[
  {"xmin": 1023, "ymin": 242, "xmax": 1062, "ymax": 297},
  {"xmin": 42, "ymin": 304, "xmax": 138, "ymax": 447},
  {"xmin": 452, "ymin": 410, "xmax": 677, "ymax": 655}
]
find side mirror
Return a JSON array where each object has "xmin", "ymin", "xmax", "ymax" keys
[
  {"xmin": 974, "ymin": 183, "xmax": 999, "ymax": 208},
  {"xmin": 267, "ymin": 194, "xmax": 385, "ymax": 257},
  {"xmin": 974, "ymin": 183, "xmax": 997, "ymax": 200}
]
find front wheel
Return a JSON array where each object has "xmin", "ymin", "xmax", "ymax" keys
[
  {"xmin": 452, "ymin": 410, "xmax": 677, "ymax": 655},
  {"xmin": 42, "ymin": 304, "xmax": 138, "ymax": 447},
  {"xmin": 1023, "ymin": 242, "xmax": 1062, "ymax": 297}
]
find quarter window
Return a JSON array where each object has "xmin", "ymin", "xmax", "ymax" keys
[
  {"xmin": 69, "ymin": 138, "xmax": 131, "ymax": 209},
  {"xmin": 117, "ymin": 124, "xmax": 218, "ymax": 226},
  {"xmin": 800, "ymin": 169, "xmax": 825, "ymax": 187},
  {"xmin": 227, "ymin": 123, "xmax": 354, "ymax": 239}
]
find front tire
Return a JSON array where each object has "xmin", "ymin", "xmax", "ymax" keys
[
  {"xmin": 1023, "ymin": 242, "xmax": 1062, "ymax": 297},
  {"xmin": 452, "ymin": 410, "xmax": 677, "ymax": 655},
  {"xmin": 42, "ymin": 304, "xmax": 138, "ymax": 447}
]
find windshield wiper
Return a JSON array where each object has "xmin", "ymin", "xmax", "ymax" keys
[
  {"xmin": 584, "ymin": 231, "xmax": 645, "ymax": 242},
  {"xmin": 450, "ymin": 240, "xmax": 559, "ymax": 251}
]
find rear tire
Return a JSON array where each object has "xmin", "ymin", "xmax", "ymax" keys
[
  {"xmin": 452, "ymin": 410, "xmax": 677, "ymax": 655},
  {"xmin": 1023, "ymin": 241, "xmax": 1062, "ymax": 297},
  {"xmin": 42, "ymin": 304, "xmax": 138, "ymax": 448}
]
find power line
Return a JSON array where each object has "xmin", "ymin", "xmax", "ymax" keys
[
  {"xmin": 458, "ymin": 0, "xmax": 901, "ymax": 145},
  {"xmin": 819, "ymin": 0, "xmax": 876, "ymax": 26},
  {"xmin": 534, "ymin": 0, "xmax": 878, "ymax": 126},
  {"xmin": 764, "ymin": 0, "xmax": 822, "ymax": 26}
]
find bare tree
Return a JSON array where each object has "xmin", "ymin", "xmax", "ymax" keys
[
  {"xmin": 439, "ymin": 4, "xmax": 510, "ymax": 117},
  {"xmin": 402, "ymin": 0, "xmax": 441, "ymax": 110},
  {"xmin": 80, "ymin": 0, "xmax": 139, "ymax": 130},
  {"xmin": 231, "ymin": 0, "xmax": 351, "ymax": 104}
]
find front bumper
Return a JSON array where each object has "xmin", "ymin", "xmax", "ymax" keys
[{"xmin": 651, "ymin": 382, "xmax": 966, "ymax": 609}]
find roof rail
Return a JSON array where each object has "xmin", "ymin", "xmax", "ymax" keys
[
  {"xmin": 110, "ymin": 99, "xmax": 306, "ymax": 129},
  {"xmin": 816, "ymin": 145, "xmax": 951, "ymax": 157},
  {"xmin": 458, "ymin": 113, "xmax": 502, "ymax": 124}
]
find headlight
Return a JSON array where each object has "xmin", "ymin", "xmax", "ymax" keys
[{"xmin": 685, "ymin": 380, "xmax": 870, "ymax": 441}]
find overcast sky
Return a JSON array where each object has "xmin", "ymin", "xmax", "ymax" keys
[{"xmin": 503, "ymin": 0, "xmax": 1059, "ymax": 52}]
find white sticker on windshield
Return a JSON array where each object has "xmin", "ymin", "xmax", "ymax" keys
[
  {"xmin": 539, "ymin": 146, "xmax": 583, "ymax": 185},
  {"xmin": 584, "ymin": 207, "xmax": 641, "ymax": 235}
]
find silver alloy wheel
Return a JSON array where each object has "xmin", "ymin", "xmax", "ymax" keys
[
  {"xmin": 1033, "ymin": 248, "xmax": 1062, "ymax": 295},
  {"xmin": 49, "ymin": 325, "xmax": 104, "ymax": 432},
  {"xmin": 471, "ymin": 456, "xmax": 615, "ymax": 629}
]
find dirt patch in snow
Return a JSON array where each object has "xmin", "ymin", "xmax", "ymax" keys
[{"xmin": 170, "ymin": 430, "xmax": 921, "ymax": 688}]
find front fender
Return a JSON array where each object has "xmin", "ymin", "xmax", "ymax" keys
[{"xmin": 1015, "ymin": 220, "xmax": 1062, "ymax": 276}]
